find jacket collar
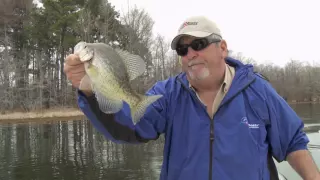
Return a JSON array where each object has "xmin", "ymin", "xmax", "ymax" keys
[{"xmin": 176, "ymin": 57, "xmax": 256, "ymax": 106}]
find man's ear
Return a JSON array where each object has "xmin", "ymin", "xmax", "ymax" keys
[{"xmin": 220, "ymin": 40, "xmax": 228, "ymax": 58}]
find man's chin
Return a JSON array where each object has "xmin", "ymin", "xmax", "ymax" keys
[{"xmin": 188, "ymin": 69, "xmax": 210, "ymax": 81}]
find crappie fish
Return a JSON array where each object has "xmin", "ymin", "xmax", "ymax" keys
[{"xmin": 74, "ymin": 41, "xmax": 163, "ymax": 124}]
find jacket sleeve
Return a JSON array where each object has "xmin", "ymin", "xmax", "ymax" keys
[
  {"xmin": 264, "ymin": 82, "xmax": 309, "ymax": 162},
  {"xmin": 77, "ymin": 81, "xmax": 168, "ymax": 144}
]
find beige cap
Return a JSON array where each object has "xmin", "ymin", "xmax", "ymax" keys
[{"xmin": 171, "ymin": 16, "xmax": 222, "ymax": 50}]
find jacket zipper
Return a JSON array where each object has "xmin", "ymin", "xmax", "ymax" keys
[
  {"xmin": 177, "ymin": 78, "xmax": 216, "ymax": 180},
  {"xmin": 208, "ymin": 79, "xmax": 255, "ymax": 180},
  {"xmin": 177, "ymin": 76, "xmax": 255, "ymax": 180},
  {"xmin": 209, "ymin": 120, "xmax": 214, "ymax": 180}
]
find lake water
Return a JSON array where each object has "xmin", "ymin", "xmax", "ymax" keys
[{"xmin": 0, "ymin": 104, "xmax": 319, "ymax": 180}]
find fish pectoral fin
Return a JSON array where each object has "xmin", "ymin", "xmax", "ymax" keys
[
  {"xmin": 130, "ymin": 94, "xmax": 163, "ymax": 124},
  {"xmin": 114, "ymin": 48, "xmax": 146, "ymax": 81},
  {"xmin": 94, "ymin": 91, "xmax": 123, "ymax": 114},
  {"xmin": 79, "ymin": 74, "xmax": 92, "ymax": 91}
]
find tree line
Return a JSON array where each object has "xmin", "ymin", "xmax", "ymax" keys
[
  {"xmin": 0, "ymin": 0, "xmax": 318, "ymax": 113},
  {"xmin": 229, "ymin": 51, "xmax": 320, "ymax": 103}
]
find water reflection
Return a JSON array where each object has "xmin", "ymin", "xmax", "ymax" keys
[
  {"xmin": 290, "ymin": 103, "xmax": 320, "ymax": 123},
  {"xmin": 0, "ymin": 119, "xmax": 165, "ymax": 180},
  {"xmin": 0, "ymin": 104, "xmax": 319, "ymax": 180}
]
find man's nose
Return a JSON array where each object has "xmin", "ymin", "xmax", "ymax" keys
[{"xmin": 186, "ymin": 47, "xmax": 197, "ymax": 59}]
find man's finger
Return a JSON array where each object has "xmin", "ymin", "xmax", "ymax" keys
[
  {"xmin": 64, "ymin": 64, "xmax": 85, "ymax": 73},
  {"xmin": 73, "ymin": 76, "xmax": 85, "ymax": 82},
  {"xmin": 66, "ymin": 71, "xmax": 85, "ymax": 81},
  {"xmin": 70, "ymin": 68, "xmax": 85, "ymax": 74},
  {"xmin": 65, "ymin": 54, "xmax": 82, "ymax": 66},
  {"xmin": 67, "ymin": 72, "xmax": 86, "ymax": 80}
]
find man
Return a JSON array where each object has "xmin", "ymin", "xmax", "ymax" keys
[{"xmin": 64, "ymin": 16, "xmax": 320, "ymax": 180}]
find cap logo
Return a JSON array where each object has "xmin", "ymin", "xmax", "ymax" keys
[{"xmin": 179, "ymin": 21, "xmax": 198, "ymax": 31}]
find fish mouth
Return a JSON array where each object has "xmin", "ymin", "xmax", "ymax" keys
[
  {"xmin": 79, "ymin": 49, "xmax": 94, "ymax": 62},
  {"xmin": 74, "ymin": 42, "xmax": 94, "ymax": 62}
]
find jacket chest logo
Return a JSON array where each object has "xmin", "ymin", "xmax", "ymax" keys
[{"xmin": 241, "ymin": 117, "xmax": 260, "ymax": 129}]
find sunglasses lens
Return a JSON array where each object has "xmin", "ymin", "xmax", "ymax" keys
[
  {"xmin": 176, "ymin": 38, "xmax": 211, "ymax": 56},
  {"xmin": 191, "ymin": 39, "xmax": 208, "ymax": 51},
  {"xmin": 176, "ymin": 46, "xmax": 188, "ymax": 56}
]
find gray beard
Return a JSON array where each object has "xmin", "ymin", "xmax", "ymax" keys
[{"xmin": 188, "ymin": 68, "xmax": 210, "ymax": 81}]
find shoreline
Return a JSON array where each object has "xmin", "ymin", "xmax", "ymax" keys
[
  {"xmin": 288, "ymin": 101, "xmax": 319, "ymax": 105},
  {"xmin": 0, "ymin": 101, "xmax": 317, "ymax": 124},
  {"xmin": 0, "ymin": 108, "xmax": 86, "ymax": 124}
]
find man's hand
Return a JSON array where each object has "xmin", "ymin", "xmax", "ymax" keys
[
  {"xmin": 287, "ymin": 149, "xmax": 320, "ymax": 180},
  {"xmin": 64, "ymin": 54, "xmax": 93, "ymax": 97}
]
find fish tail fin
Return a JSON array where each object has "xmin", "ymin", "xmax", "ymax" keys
[{"xmin": 129, "ymin": 94, "xmax": 163, "ymax": 124}]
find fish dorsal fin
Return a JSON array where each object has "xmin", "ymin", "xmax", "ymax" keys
[{"xmin": 115, "ymin": 48, "xmax": 146, "ymax": 81}]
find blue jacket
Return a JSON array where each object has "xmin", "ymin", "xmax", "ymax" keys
[{"xmin": 77, "ymin": 57, "xmax": 309, "ymax": 180}]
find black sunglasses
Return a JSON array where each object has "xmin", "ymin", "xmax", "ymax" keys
[{"xmin": 176, "ymin": 38, "xmax": 221, "ymax": 56}]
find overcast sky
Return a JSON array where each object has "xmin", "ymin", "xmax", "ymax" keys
[{"xmin": 109, "ymin": 0, "xmax": 320, "ymax": 67}]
